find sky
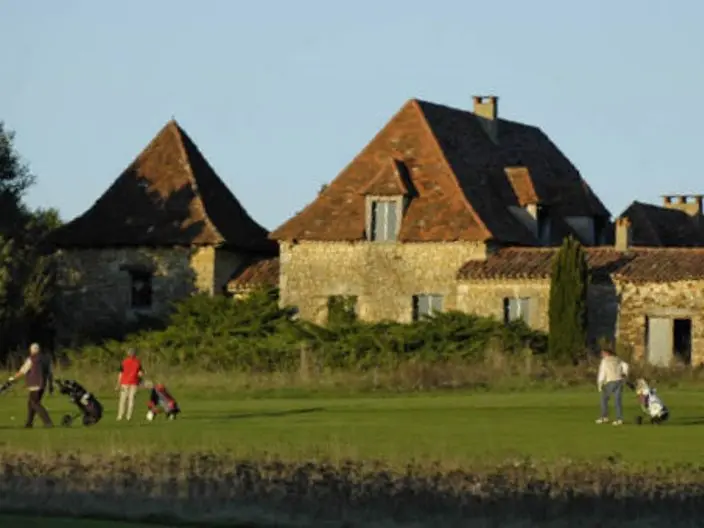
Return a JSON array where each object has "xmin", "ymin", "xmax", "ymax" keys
[{"xmin": 1, "ymin": 0, "xmax": 703, "ymax": 231}]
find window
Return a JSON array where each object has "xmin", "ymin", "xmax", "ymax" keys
[
  {"xmin": 503, "ymin": 297, "xmax": 531, "ymax": 324},
  {"xmin": 412, "ymin": 294, "xmax": 443, "ymax": 321},
  {"xmin": 130, "ymin": 270, "xmax": 153, "ymax": 309},
  {"xmin": 370, "ymin": 200, "xmax": 399, "ymax": 241},
  {"xmin": 327, "ymin": 295, "xmax": 357, "ymax": 325}
]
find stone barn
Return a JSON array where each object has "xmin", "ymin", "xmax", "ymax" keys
[{"xmin": 48, "ymin": 120, "xmax": 276, "ymax": 345}]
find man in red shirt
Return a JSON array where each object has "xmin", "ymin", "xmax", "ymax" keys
[{"xmin": 116, "ymin": 348, "xmax": 144, "ymax": 421}]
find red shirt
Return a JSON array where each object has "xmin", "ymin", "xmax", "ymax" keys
[{"xmin": 119, "ymin": 357, "xmax": 142, "ymax": 385}]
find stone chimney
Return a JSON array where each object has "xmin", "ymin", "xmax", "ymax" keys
[
  {"xmin": 661, "ymin": 194, "xmax": 703, "ymax": 217},
  {"xmin": 614, "ymin": 217, "xmax": 631, "ymax": 252},
  {"xmin": 473, "ymin": 95, "xmax": 498, "ymax": 143}
]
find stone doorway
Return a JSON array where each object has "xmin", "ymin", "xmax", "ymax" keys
[{"xmin": 645, "ymin": 315, "xmax": 692, "ymax": 366}]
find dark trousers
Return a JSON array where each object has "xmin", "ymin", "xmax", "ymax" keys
[{"xmin": 26, "ymin": 389, "xmax": 53, "ymax": 427}]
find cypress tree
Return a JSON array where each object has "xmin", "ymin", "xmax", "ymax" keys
[{"xmin": 548, "ymin": 236, "xmax": 589, "ymax": 363}]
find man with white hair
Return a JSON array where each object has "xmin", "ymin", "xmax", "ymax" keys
[{"xmin": 8, "ymin": 342, "xmax": 54, "ymax": 428}]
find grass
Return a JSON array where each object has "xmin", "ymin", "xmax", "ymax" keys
[
  {"xmin": 1, "ymin": 385, "xmax": 703, "ymax": 466},
  {"xmin": 2, "ymin": 385, "xmax": 704, "ymax": 526}
]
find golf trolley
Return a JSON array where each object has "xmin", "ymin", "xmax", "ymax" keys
[{"xmin": 55, "ymin": 378, "xmax": 103, "ymax": 427}]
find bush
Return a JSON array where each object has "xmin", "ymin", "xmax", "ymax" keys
[{"xmin": 63, "ymin": 287, "xmax": 547, "ymax": 372}]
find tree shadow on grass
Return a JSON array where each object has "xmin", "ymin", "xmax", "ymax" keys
[{"xmin": 184, "ymin": 406, "xmax": 325, "ymax": 422}]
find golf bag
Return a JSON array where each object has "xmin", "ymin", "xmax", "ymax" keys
[
  {"xmin": 55, "ymin": 378, "xmax": 103, "ymax": 426},
  {"xmin": 633, "ymin": 378, "xmax": 669, "ymax": 425},
  {"xmin": 146, "ymin": 383, "xmax": 180, "ymax": 421}
]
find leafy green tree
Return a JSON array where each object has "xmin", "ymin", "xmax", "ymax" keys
[
  {"xmin": 0, "ymin": 122, "xmax": 61, "ymax": 362},
  {"xmin": 548, "ymin": 236, "xmax": 589, "ymax": 363}
]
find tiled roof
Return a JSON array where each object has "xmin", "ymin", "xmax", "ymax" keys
[
  {"xmin": 458, "ymin": 246, "xmax": 704, "ymax": 283},
  {"xmin": 227, "ymin": 257, "xmax": 280, "ymax": 291},
  {"xmin": 270, "ymin": 98, "xmax": 610, "ymax": 244},
  {"xmin": 611, "ymin": 248, "xmax": 704, "ymax": 282},
  {"xmin": 457, "ymin": 247, "xmax": 631, "ymax": 280},
  {"xmin": 359, "ymin": 159, "xmax": 411, "ymax": 196},
  {"xmin": 620, "ymin": 201, "xmax": 704, "ymax": 246},
  {"xmin": 48, "ymin": 121, "xmax": 277, "ymax": 254}
]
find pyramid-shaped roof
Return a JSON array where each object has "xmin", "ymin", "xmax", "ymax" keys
[{"xmin": 49, "ymin": 120, "xmax": 276, "ymax": 253}]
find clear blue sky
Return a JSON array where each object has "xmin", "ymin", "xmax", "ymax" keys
[{"xmin": 2, "ymin": 1, "xmax": 703, "ymax": 230}]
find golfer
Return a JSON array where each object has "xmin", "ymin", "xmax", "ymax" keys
[
  {"xmin": 116, "ymin": 348, "xmax": 144, "ymax": 421},
  {"xmin": 8, "ymin": 343, "xmax": 54, "ymax": 428},
  {"xmin": 596, "ymin": 347, "xmax": 629, "ymax": 426}
]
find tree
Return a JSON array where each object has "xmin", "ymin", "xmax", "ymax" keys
[
  {"xmin": 0, "ymin": 122, "xmax": 61, "ymax": 362},
  {"xmin": 548, "ymin": 236, "xmax": 589, "ymax": 363},
  {"xmin": 0, "ymin": 121, "xmax": 35, "ymax": 234}
]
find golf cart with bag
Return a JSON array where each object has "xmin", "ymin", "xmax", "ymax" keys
[
  {"xmin": 55, "ymin": 378, "xmax": 104, "ymax": 426},
  {"xmin": 627, "ymin": 378, "xmax": 669, "ymax": 425}
]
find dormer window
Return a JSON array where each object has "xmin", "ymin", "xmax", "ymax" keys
[
  {"xmin": 369, "ymin": 198, "xmax": 400, "ymax": 241},
  {"xmin": 360, "ymin": 158, "xmax": 414, "ymax": 243}
]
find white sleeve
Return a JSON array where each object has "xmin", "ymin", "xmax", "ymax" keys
[
  {"xmin": 597, "ymin": 360, "xmax": 605, "ymax": 386},
  {"xmin": 18, "ymin": 358, "xmax": 32, "ymax": 376},
  {"xmin": 621, "ymin": 361, "xmax": 630, "ymax": 377}
]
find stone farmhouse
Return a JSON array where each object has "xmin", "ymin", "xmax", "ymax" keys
[
  {"xmin": 47, "ymin": 96, "xmax": 704, "ymax": 367},
  {"xmin": 256, "ymin": 95, "xmax": 704, "ymax": 367},
  {"xmin": 48, "ymin": 120, "xmax": 276, "ymax": 345}
]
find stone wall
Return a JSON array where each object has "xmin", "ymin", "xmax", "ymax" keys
[
  {"xmin": 54, "ymin": 245, "xmax": 246, "ymax": 345},
  {"xmin": 456, "ymin": 279, "xmax": 618, "ymax": 345},
  {"xmin": 615, "ymin": 279, "xmax": 704, "ymax": 365},
  {"xmin": 456, "ymin": 280, "xmax": 551, "ymax": 330},
  {"xmin": 279, "ymin": 241, "xmax": 488, "ymax": 324}
]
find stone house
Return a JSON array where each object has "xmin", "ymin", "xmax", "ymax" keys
[
  {"xmin": 267, "ymin": 95, "xmax": 612, "ymax": 324},
  {"xmin": 48, "ymin": 120, "xmax": 277, "ymax": 344},
  {"xmin": 258, "ymin": 94, "xmax": 704, "ymax": 367}
]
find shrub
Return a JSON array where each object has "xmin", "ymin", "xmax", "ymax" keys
[
  {"xmin": 548, "ymin": 236, "xmax": 588, "ymax": 363},
  {"xmin": 63, "ymin": 287, "xmax": 547, "ymax": 372}
]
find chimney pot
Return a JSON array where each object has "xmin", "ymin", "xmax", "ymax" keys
[
  {"xmin": 615, "ymin": 217, "xmax": 631, "ymax": 252},
  {"xmin": 472, "ymin": 95, "xmax": 498, "ymax": 120}
]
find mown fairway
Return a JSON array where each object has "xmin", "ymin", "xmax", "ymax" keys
[{"xmin": 0, "ymin": 387, "xmax": 703, "ymax": 466}]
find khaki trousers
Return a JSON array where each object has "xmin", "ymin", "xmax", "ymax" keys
[{"xmin": 117, "ymin": 384, "xmax": 138, "ymax": 420}]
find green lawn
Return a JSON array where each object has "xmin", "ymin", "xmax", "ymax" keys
[{"xmin": 0, "ymin": 387, "xmax": 703, "ymax": 466}]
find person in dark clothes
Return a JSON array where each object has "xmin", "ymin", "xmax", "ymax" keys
[{"xmin": 8, "ymin": 343, "xmax": 54, "ymax": 428}]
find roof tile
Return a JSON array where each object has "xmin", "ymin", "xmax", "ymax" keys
[
  {"xmin": 271, "ymin": 98, "xmax": 609, "ymax": 244},
  {"xmin": 458, "ymin": 246, "xmax": 704, "ymax": 283}
]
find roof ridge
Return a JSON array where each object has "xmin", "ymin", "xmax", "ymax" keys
[
  {"xmin": 170, "ymin": 123, "xmax": 226, "ymax": 245},
  {"xmin": 412, "ymin": 99, "xmax": 492, "ymax": 240}
]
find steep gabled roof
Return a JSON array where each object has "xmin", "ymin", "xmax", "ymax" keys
[
  {"xmin": 270, "ymin": 98, "xmax": 609, "ymax": 244},
  {"xmin": 270, "ymin": 100, "xmax": 494, "ymax": 242},
  {"xmin": 49, "ymin": 120, "xmax": 276, "ymax": 253},
  {"xmin": 620, "ymin": 201, "xmax": 704, "ymax": 247}
]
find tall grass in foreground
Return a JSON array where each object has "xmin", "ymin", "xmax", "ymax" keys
[
  {"xmin": 1, "ymin": 452, "xmax": 704, "ymax": 527},
  {"xmin": 38, "ymin": 347, "xmax": 704, "ymax": 397}
]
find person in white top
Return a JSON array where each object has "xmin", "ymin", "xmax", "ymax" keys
[{"xmin": 596, "ymin": 347, "xmax": 629, "ymax": 425}]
